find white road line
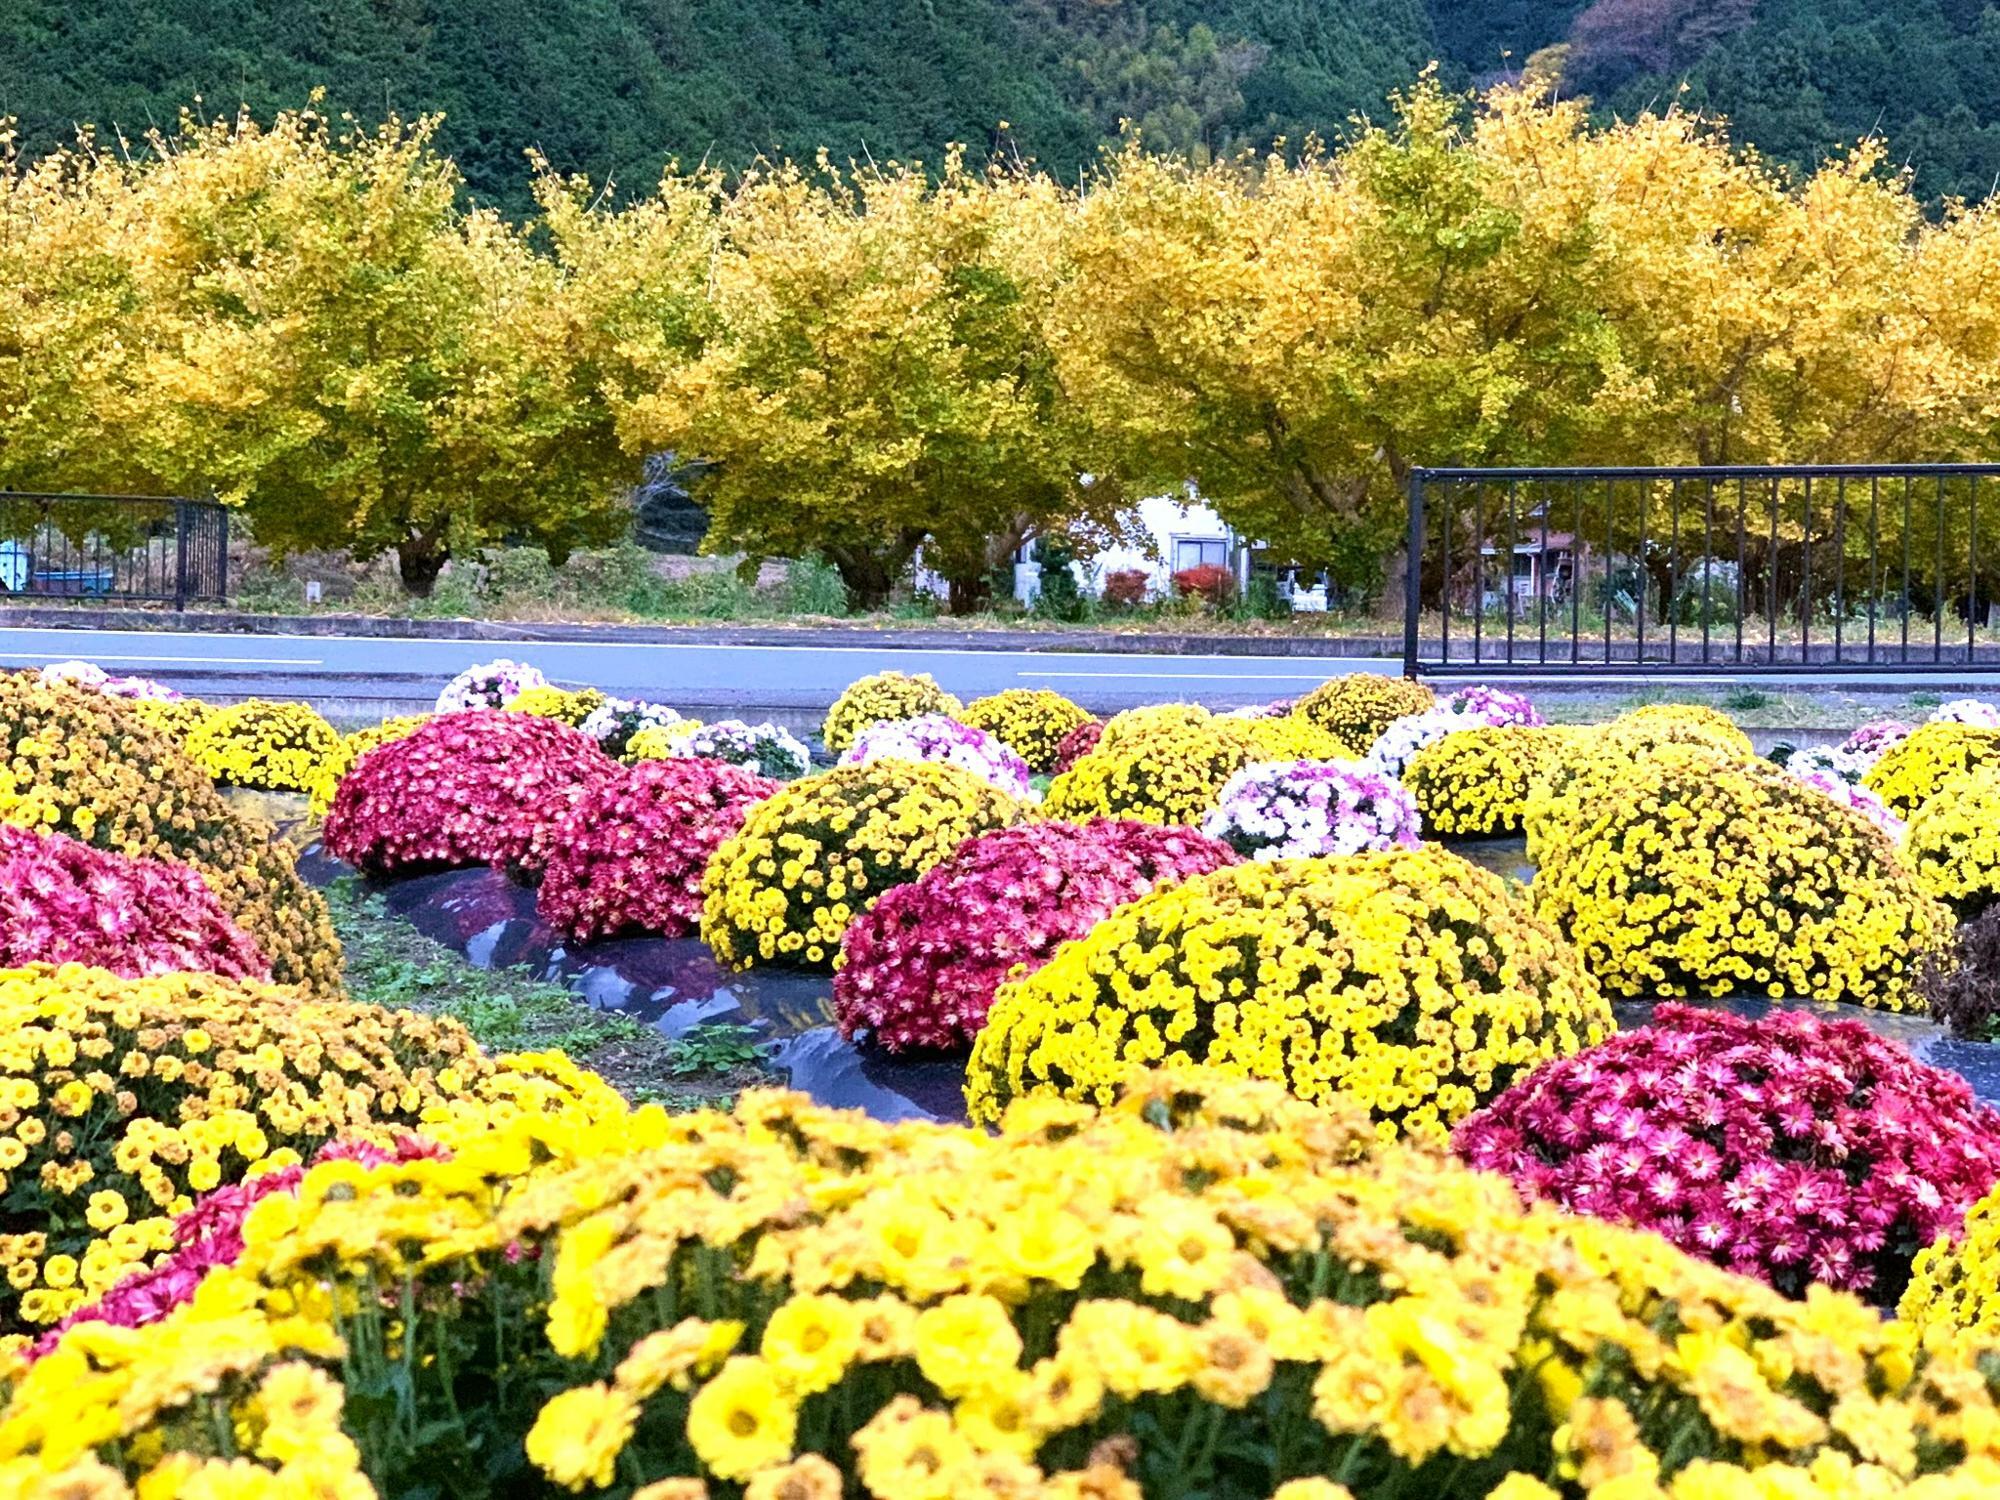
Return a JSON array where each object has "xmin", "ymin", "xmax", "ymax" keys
[
  {"xmin": 0, "ymin": 652, "xmax": 325, "ymax": 666},
  {"xmin": 1024, "ymin": 670, "xmax": 1340, "ymax": 681},
  {"xmin": 0, "ymin": 626, "xmax": 1389, "ymax": 668}
]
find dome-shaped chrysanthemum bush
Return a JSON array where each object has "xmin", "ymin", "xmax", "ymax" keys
[
  {"xmin": 1200, "ymin": 760, "xmax": 1419, "ymax": 860},
  {"xmin": 1044, "ymin": 720, "xmax": 1256, "ymax": 826},
  {"xmin": 0, "ymin": 965, "xmax": 491, "ymax": 1328},
  {"xmin": 1364, "ymin": 686, "xmax": 1546, "ymax": 779},
  {"xmin": 322, "ymin": 711, "xmax": 619, "ymax": 877},
  {"xmin": 436, "ymin": 658, "xmax": 550, "ymax": 711},
  {"xmin": 24, "ymin": 1065, "xmax": 2000, "ymax": 1500},
  {"xmin": 1404, "ymin": 726, "xmax": 1583, "ymax": 837},
  {"xmin": 1292, "ymin": 673, "xmax": 1435, "ymax": 755},
  {"xmin": 703, "ymin": 759, "xmax": 1025, "ymax": 971},
  {"xmin": 1615, "ymin": 701, "xmax": 1750, "ymax": 745},
  {"xmin": 1905, "ymin": 766, "xmax": 2000, "ymax": 915},
  {"xmin": 968, "ymin": 846, "xmax": 1612, "ymax": 1141},
  {"xmin": 1230, "ymin": 714, "xmax": 1354, "ymax": 763},
  {"xmin": 0, "ymin": 677, "xmax": 340, "ymax": 994},
  {"xmin": 956, "ymin": 689, "xmax": 1094, "ymax": 774},
  {"xmin": 1455, "ymin": 1003, "xmax": 2000, "ymax": 1303},
  {"xmin": 1530, "ymin": 740, "xmax": 1951, "ymax": 1007},
  {"xmin": 838, "ymin": 713, "xmax": 1034, "ymax": 799},
  {"xmin": 504, "ymin": 684, "xmax": 608, "ymax": 727},
  {"xmin": 537, "ymin": 758, "xmax": 781, "ymax": 943},
  {"xmin": 183, "ymin": 698, "xmax": 342, "ymax": 793},
  {"xmin": 1051, "ymin": 717, "xmax": 1103, "ymax": 772},
  {"xmin": 0, "ymin": 823, "xmax": 267, "ymax": 980},
  {"xmin": 578, "ymin": 696, "xmax": 687, "ymax": 760},
  {"xmin": 821, "ymin": 671, "xmax": 963, "ymax": 755},
  {"xmin": 832, "ymin": 820, "xmax": 1238, "ymax": 1052},
  {"xmin": 119, "ymin": 693, "xmax": 214, "ymax": 748},
  {"xmin": 636, "ymin": 718, "xmax": 811, "ymax": 781},
  {"xmin": 1902, "ymin": 1172, "xmax": 2000, "ymax": 1352},
  {"xmin": 1866, "ymin": 721, "xmax": 2000, "ymax": 819},
  {"xmin": 307, "ymin": 714, "xmax": 431, "ymax": 818}
]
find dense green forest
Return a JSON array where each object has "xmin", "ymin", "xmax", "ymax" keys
[{"xmin": 5, "ymin": 0, "xmax": 2000, "ymax": 206}]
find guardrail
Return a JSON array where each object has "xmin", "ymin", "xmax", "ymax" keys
[
  {"xmin": 0, "ymin": 494, "xmax": 228, "ymax": 608},
  {"xmin": 1403, "ymin": 465, "xmax": 2000, "ymax": 675}
]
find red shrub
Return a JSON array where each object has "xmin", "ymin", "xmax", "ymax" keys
[
  {"xmin": 1052, "ymin": 719, "xmax": 1104, "ymax": 772},
  {"xmin": 537, "ymin": 758, "xmax": 782, "ymax": 942},
  {"xmin": 1454, "ymin": 1003, "xmax": 2000, "ymax": 1302},
  {"xmin": 323, "ymin": 711, "xmax": 617, "ymax": 877},
  {"xmin": 1100, "ymin": 568, "xmax": 1150, "ymax": 608},
  {"xmin": 832, "ymin": 820, "xmax": 1238, "ymax": 1053},
  {"xmin": 0, "ymin": 823, "xmax": 267, "ymax": 980},
  {"xmin": 1172, "ymin": 563, "xmax": 1234, "ymax": 605}
]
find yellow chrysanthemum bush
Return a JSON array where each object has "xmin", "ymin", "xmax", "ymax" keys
[
  {"xmin": 117, "ymin": 694, "xmax": 213, "ymax": 748},
  {"xmin": 702, "ymin": 759, "xmax": 1026, "ymax": 970},
  {"xmin": 1044, "ymin": 709, "xmax": 1262, "ymax": 826},
  {"xmin": 1529, "ymin": 740, "xmax": 1952, "ymax": 1007},
  {"xmin": 0, "ymin": 677, "xmax": 341, "ymax": 994},
  {"xmin": 1904, "ymin": 766, "xmax": 2000, "ymax": 915},
  {"xmin": 1866, "ymin": 721, "xmax": 2000, "ymax": 818},
  {"xmin": 0, "ymin": 964, "xmax": 497, "ymax": 1330},
  {"xmin": 967, "ymin": 846, "xmax": 1612, "ymax": 1142},
  {"xmin": 504, "ymin": 684, "xmax": 608, "ymax": 726},
  {"xmin": 305, "ymin": 714, "xmax": 431, "ymax": 818},
  {"xmin": 1613, "ymin": 701, "xmax": 1754, "ymax": 750},
  {"xmin": 1232, "ymin": 713, "xmax": 1354, "ymax": 763},
  {"xmin": 821, "ymin": 671, "xmax": 963, "ymax": 755},
  {"xmin": 15, "ymin": 1067, "xmax": 2000, "ymax": 1500},
  {"xmin": 1902, "ymin": 1175, "xmax": 2000, "ymax": 1354},
  {"xmin": 1402, "ymin": 726, "xmax": 1584, "ymax": 837},
  {"xmin": 1291, "ymin": 672, "xmax": 1434, "ymax": 755},
  {"xmin": 956, "ymin": 688, "xmax": 1095, "ymax": 773},
  {"xmin": 182, "ymin": 698, "xmax": 342, "ymax": 794}
]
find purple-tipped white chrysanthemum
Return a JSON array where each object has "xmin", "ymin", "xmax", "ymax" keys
[
  {"xmin": 1793, "ymin": 767, "xmax": 1905, "ymax": 840},
  {"xmin": 1931, "ymin": 698, "xmax": 2000, "ymax": 728},
  {"xmin": 1201, "ymin": 759, "xmax": 1421, "ymax": 860},
  {"xmin": 838, "ymin": 713, "xmax": 1034, "ymax": 799},
  {"xmin": 435, "ymin": 658, "xmax": 551, "ymax": 712},
  {"xmin": 669, "ymin": 719, "xmax": 813, "ymax": 780},
  {"xmin": 1840, "ymin": 719, "xmax": 1913, "ymax": 763}
]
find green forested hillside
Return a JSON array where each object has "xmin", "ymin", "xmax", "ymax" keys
[{"xmin": 5, "ymin": 0, "xmax": 2000, "ymax": 207}]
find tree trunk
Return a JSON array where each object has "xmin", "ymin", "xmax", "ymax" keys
[
  {"xmin": 397, "ymin": 532, "xmax": 450, "ymax": 596},
  {"xmin": 822, "ymin": 546, "xmax": 896, "ymax": 612},
  {"xmin": 946, "ymin": 572, "xmax": 992, "ymax": 616}
]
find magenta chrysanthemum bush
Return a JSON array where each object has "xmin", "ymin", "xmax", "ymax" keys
[
  {"xmin": 322, "ymin": 711, "xmax": 617, "ymax": 876},
  {"xmin": 0, "ymin": 823, "xmax": 268, "ymax": 980},
  {"xmin": 537, "ymin": 758, "xmax": 782, "ymax": 942},
  {"xmin": 1052, "ymin": 718, "xmax": 1104, "ymax": 772},
  {"xmin": 838, "ymin": 712, "xmax": 1035, "ymax": 798},
  {"xmin": 832, "ymin": 820, "xmax": 1238, "ymax": 1052},
  {"xmin": 1843, "ymin": 719, "xmax": 1913, "ymax": 761},
  {"xmin": 1454, "ymin": 1003, "xmax": 2000, "ymax": 1302}
]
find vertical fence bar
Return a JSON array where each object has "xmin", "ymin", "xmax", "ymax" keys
[
  {"xmin": 1734, "ymin": 477, "xmax": 1747, "ymax": 664},
  {"xmin": 1636, "ymin": 477, "xmax": 1648, "ymax": 666},
  {"xmin": 1701, "ymin": 477, "xmax": 1715, "ymax": 665},
  {"xmin": 1571, "ymin": 477, "xmax": 1583, "ymax": 665},
  {"xmin": 1403, "ymin": 472, "xmax": 1424, "ymax": 678},
  {"xmin": 1604, "ymin": 477, "xmax": 1615, "ymax": 665},
  {"xmin": 1768, "ymin": 477, "xmax": 1780, "ymax": 666},
  {"xmin": 1800, "ymin": 476, "xmax": 1813, "ymax": 664},
  {"xmin": 1668, "ymin": 478, "xmax": 1681, "ymax": 664},
  {"xmin": 1868, "ymin": 476, "xmax": 1880, "ymax": 664},
  {"xmin": 1904, "ymin": 476, "xmax": 1914, "ymax": 664},
  {"xmin": 1438, "ymin": 479, "xmax": 1453, "ymax": 667},
  {"xmin": 1937, "ymin": 475, "xmax": 1947, "ymax": 664},
  {"xmin": 1832, "ymin": 477, "xmax": 1846, "ymax": 664},
  {"xmin": 1538, "ymin": 481, "xmax": 1551, "ymax": 665},
  {"xmin": 1972, "ymin": 474, "xmax": 1981, "ymax": 663},
  {"xmin": 173, "ymin": 500, "xmax": 189, "ymax": 610},
  {"xmin": 216, "ymin": 504, "xmax": 229, "ymax": 602},
  {"xmin": 1504, "ymin": 479, "xmax": 1518, "ymax": 663},
  {"xmin": 1472, "ymin": 482, "xmax": 1485, "ymax": 667}
]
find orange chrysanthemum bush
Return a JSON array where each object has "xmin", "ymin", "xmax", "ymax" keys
[
  {"xmin": 967, "ymin": 846, "xmax": 1613, "ymax": 1143},
  {"xmin": 1291, "ymin": 672, "xmax": 1435, "ymax": 755},
  {"xmin": 0, "ymin": 964, "xmax": 496, "ymax": 1331},
  {"xmin": 702, "ymin": 759, "xmax": 1026, "ymax": 971},
  {"xmin": 1529, "ymin": 739, "xmax": 1952, "ymax": 1008},
  {"xmin": 0, "ymin": 677, "xmax": 341, "ymax": 994},
  {"xmin": 1866, "ymin": 721, "xmax": 2000, "ymax": 819},
  {"xmin": 12, "ymin": 1068, "xmax": 2000, "ymax": 1500}
]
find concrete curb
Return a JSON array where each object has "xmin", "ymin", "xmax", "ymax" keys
[{"xmin": 0, "ymin": 605, "xmax": 1405, "ymax": 658}]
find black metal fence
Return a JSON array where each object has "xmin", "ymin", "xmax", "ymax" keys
[
  {"xmin": 1402, "ymin": 465, "xmax": 2000, "ymax": 675},
  {"xmin": 0, "ymin": 494, "xmax": 228, "ymax": 607}
]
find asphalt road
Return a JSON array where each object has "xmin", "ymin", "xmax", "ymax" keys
[
  {"xmin": 0, "ymin": 625, "xmax": 1400, "ymax": 716},
  {"xmin": 8, "ymin": 623, "xmax": 2000, "ymax": 722}
]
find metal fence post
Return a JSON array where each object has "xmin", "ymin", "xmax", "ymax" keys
[
  {"xmin": 1404, "ymin": 469, "xmax": 1426, "ymax": 678},
  {"xmin": 173, "ymin": 499, "xmax": 189, "ymax": 610},
  {"xmin": 216, "ymin": 503, "xmax": 229, "ymax": 603}
]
